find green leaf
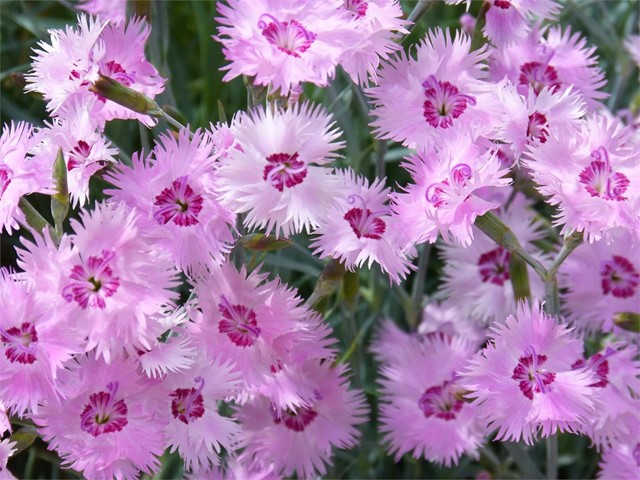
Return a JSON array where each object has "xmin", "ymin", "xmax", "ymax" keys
[{"xmin": 240, "ymin": 234, "xmax": 292, "ymax": 252}]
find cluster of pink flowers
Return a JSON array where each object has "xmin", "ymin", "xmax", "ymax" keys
[{"xmin": 1, "ymin": 0, "xmax": 638, "ymax": 478}]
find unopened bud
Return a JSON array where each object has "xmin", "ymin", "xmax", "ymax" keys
[{"xmin": 89, "ymin": 75, "xmax": 161, "ymax": 116}]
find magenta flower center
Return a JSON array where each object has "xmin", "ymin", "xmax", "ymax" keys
[
  {"xmin": 68, "ymin": 140, "xmax": 93, "ymax": 170},
  {"xmin": 258, "ymin": 14, "xmax": 316, "ymax": 58},
  {"xmin": 344, "ymin": 207, "xmax": 386, "ymax": 240},
  {"xmin": 426, "ymin": 163, "xmax": 473, "ymax": 208},
  {"xmin": 418, "ymin": 380, "xmax": 464, "ymax": 421},
  {"xmin": 273, "ymin": 406, "xmax": 318, "ymax": 432},
  {"xmin": 422, "ymin": 75, "xmax": 476, "ymax": 129},
  {"xmin": 572, "ymin": 351, "xmax": 611, "ymax": 388},
  {"xmin": 101, "ymin": 60, "xmax": 135, "ymax": 87},
  {"xmin": 263, "ymin": 152, "xmax": 307, "ymax": 191},
  {"xmin": 478, "ymin": 247, "xmax": 511, "ymax": 286},
  {"xmin": 519, "ymin": 61, "xmax": 561, "ymax": 95},
  {"xmin": 578, "ymin": 147, "xmax": 629, "ymax": 201},
  {"xmin": 171, "ymin": 376, "xmax": 206, "ymax": 424},
  {"xmin": 80, "ymin": 382, "xmax": 128, "ymax": 437},
  {"xmin": 493, "ymin": 0, "xmax": 512, "ymax": 8},
  {"xmin": 526, "ymin": 112, "xmax": 549, "ymax": 143},
  {"xmin": 62, "ymin": 250, "xmax": 120, "ymax": 309},
  {"xmin": 1, "ymin": 322, "xmax": 38, "ymax": 364},
  {"xmin": 600, "ymin": 255, "xmax": 639, "ymax": 298},
  {"xmin": 218, "ymin": 296, "xmax": 261, "ymax": 347},
  {"xmin": 153, "ymin": 175, "xmax": 204, "ymax": 227},
  {"xmin": 344, "ymin": 0, "xmax": 368, "ymax": 18},
  {"xmin": 0, "ymin": 166, "xmax": 13, "ymax": 198},
  {"xmin": 512, "ymin": 347, "xmax": 556, "ymax": 399},
  {"xmin": 634, "ymin": 443, "xmax": 640, "ymax": 467}
]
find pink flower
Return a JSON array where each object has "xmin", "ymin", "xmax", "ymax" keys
[
  {"xmin": 624, "ymin": 34, "xmax": 640, "ymax": 67},
  {"xmin": 0, "ymin": 121, "xmax": 52, "ymax": 234},
  {"xmin": 438, "ymin": 191, "xmax": 548, "ymax": 324},
  {"xmin": 336, "ymin": 0, "xmax": 409, "ymax": 85},
  {"xmin": 216, "ymin": 103, "xmax": 344, "ymax": 237},
  {"xmin": 215, "ymin": 0, "xmax": 347, "ymax": 95},
  {"xmin": 235, "ymin": 361, "xmax": 367, "ymax": 478},
  {"xmin": 418, "ymin": 302, "xmax": 488, "ymax": 348},
  {"xmin": 310, "ymin": 169, "xmax": 414, "ymax": 284},
  {"xmin": 483, "ymin": 0, "xmax": 560, "ymax": 47},
  {"xmin": 0, "ymin": 439, "xmax": 17, "ymax": 480},
  {"xmin": 77, "ymin": 0, "xmax": 127, "ymax": 24},
  {"xmin": 106, "ymin": 128, "xmax": 235, "ymax": 275},
  {"xmin": 26, "ymin": 15, "xmax": 165, "ymax": 126},
  {"xmin": 35, "ymin": 354, "xmax": 166, "ymax": 480},
  {"xmin": 488, "ymin": 24, "xmax": 607, "ymax": 110},
  {"xmin": 393, "ymin": 136, "xmax": 511, "ymax": 247},
  {"xmin": 0, "ymin": 270, "xmax": 82, "ymax": 416},
  {"xmin": 524, "ymin": 115, "xmax": 640, "ymax": 242},
  {"xmin": 367, "ymin": 28, "xmax": 496, "ymax": 149},
  {"xmin": 597, "ymin": 431, "xmax": 640, "ymax": 480},
  {"xmin": 559, "ymin": 228, "xmax": 640, "ymax": 334},
  {"xmin": 460, "ymin": 301, "xmax": 596, "ymax": 444},
  {"xmin": 375, "ymin": 327, "xmax": 484, "ymax": 466},
  {"xmin": 160, "ymin": 355, "xmax": 241, "ymax": 471}
]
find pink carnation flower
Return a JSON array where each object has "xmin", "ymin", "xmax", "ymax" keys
[
  {"xmin": 310, "ymin": 169, "xmax": 414, "ymax": 284},
  {"xmin": 418, "ymin": 301, "xmax": 488, "ymax": 348},
  {"xmin": 336, "ymin": 0, "xmax": 409, "ymax": 85},
  {"xmin": 160, "ymin": 355, "xmax": 241, "ymax": 471},
  {"xmin": 235, "ymin": 361, "xmax": 368, "ymax": 478},
  {"xmin": 26, "ymin": 15, "xmax": 165, "ymax": 126},
  {"xmin": 597, "ymin": 431, "xmax": 640, "ymax": 480},
  {"xmin": 438, "ymin": 191, "xmax": 548, "ymax": 324},
  {"xmin": 367, "ymin": 28, "xmax": 497, "ymax": 149},
  {"xmin": 373, "ymin": 322, "xmax": 484, "ymax": 465},
  {"xmin": 483, "ymin": 0, "xmax": 560, "ymax": 47},
  {"xmin": 0, "ymin": 439, "xmax": 16, "ymax": 480},
  {"xmin": 461, "ymin": 301, "xmax": 596, "ymax": 444},
  {"xmin": 524, "ymin": 115, "xmax": 640, "ymax": 242},
  {"xmin": 393, "ymin": 135, "xmax": 511, "ymax": 247},
  {"xmin": 560, "ymin": 228, "xmax": 640, "ymax": 334},
  {"xmin": 107, "ymin": 128, "xmax": 235, "ymax": 275},
  {"xmin": 216, "ymin": 103, "xmax": 344, "ymax": 237},
  {"xmin": 215, "ymin": 0, "xmax": 347, "ymax": 95},
  {"xmin": 77, "ymin": 0, "xmax": 127, "ymax": 24},
  {"xmin": 35, "ymin": 354, "xmax": 166, "ymax": 480},
  {"xmin": 488, "ymin": 24, "xmax": 607, "ymax": 110},
  {"xmin": 0, "ymin": 270, "xmax": 82, "ymax": 416},
  {"xmin": 0, "ymin": 121, "xmax": 52, "ymax": 234}
]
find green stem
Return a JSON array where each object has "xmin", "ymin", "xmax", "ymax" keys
[
  {"xmin": 546, "ymin": 232, "xmax": 583, "ymax": 279},
  {"xmin": 546, "ymin": 434, "xmax": 558, "ymax": 480},
  {"xmin": 409, "ymin": 243, "xmax": 431, "ymax": 328}
]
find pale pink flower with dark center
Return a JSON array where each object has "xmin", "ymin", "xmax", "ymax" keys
[
  {"xmin": 35, "ymin": 354, "xmax": 166, "ymax": 480},
  {"xmin": 484, "ymin": 0, "xmax": 560, "ymax": 46},
  {"xmin": 367, "ymin": 28, "xmax": 497, "ymax": 149},
  {"xmin": 393, "ymin": 135, "xmax": 511, "ymax": 247},
  {"xmin": 461, "ymin": 301, "xmax": 596, "ymax": 444},
  {"xmin": 524, "ymin": 115, "xmax": 640, "ymax": 242},
  {"xmin": 597, "ymin": 430, "xmax": 640, "ymax": 480},
  {"xmin": 26, "ymin": 15, "xmax": 165, "ymax": 126},
  {"xmin": 190, "ymin": 263, "xmax": 335, "ymax": 410},
  {"xmin": 374, "ymin": 325, "xmax": 484, "ymax": 466},
  {"xmin": 488, "ymin": 23, "xmax": 607, "ymax": 110},
  {"xmin": 215, "ymin": 0, "xmax": 347, "ymax": 95},
  {"xmin": 310, "ymin": 169, "xmax": 414, "ymax": 284},
  {"xmin": 0, "ymin": 122, "xmax": 52, "ymax": 234},
  {"xmin": 216, "ymin": 103, "xmax": 344, "ymax": 237},
  {"xmin": 160, "ymin": 356, "xmax": 241, "ymax": 471},
  {"xmin": 559, "ymin": 228, "xmax": 640, "ymax": 334},
  {"xmin": 106, "ymin": 128, "xmax": 235, "ymax": 275},
  {"xmin": 336, "ymin": 0, "xmax": 409, "ymax": 85},
  {"xmin": 0, "ymin": 270, "xmax": 82, "ymax": 416},
  {"xmin": 439, "ymin": 191, "xmax": 548, "ymax": 324},
  {"xmin": 235, "ymin": 361, "xmax": 367, "ymax": 478}
]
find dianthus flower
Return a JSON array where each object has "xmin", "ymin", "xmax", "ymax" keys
[
  {"xmin": 0, "ymin": 270, "xmax": 82, "ymax": 416},
  {"xmin": 0, "ymin": 439, "xmax": 16, "ymax": 480},
  {"xmin": 418, "ymin": 302, "xmax": 487, "ymax": 348},
  {"xmin": 190, "ymin": 263, "xmax": 335, "ymax": 410},
  {"xmin": 439, "ymin": 191, "xmax": 548, "ymax": 324},
  {"xmin": 374, "ymin": 324, "xmax": 484, "ymax": 466},
  {"xmin": 107, "ymin": 128, "xmax": 235, "ymax": 275},
  {"xmin": 559, "ymin": 228, "xmax": 640, "ymax": 334},
  {"xmin": 310, "ymin": 169, "xmax": 414, "ymax": 284},
  {"xmin": 77, "ymin": 0, "xmax": 127, "ymax": 24},
  {"xmin": 188, "ymin": 455, "xmax": 278, "ymax": 480},
  {"xmin": 488, "ymin": 23, "xmax": 607, "ymax": 110},
  {"xmin": 216, "ymin": 103, "xmax": 344, "ymax": 237},
  {"xmin": 482, "ymin": 0, "xmax": 560, "ymax": 47},
  {"xmin": 461, "ymin": 301, "xmax": 596, "ymax": 444},
  {"xmin": 35, "ymin": 354, "xmax": 166, "ymax": 480},
  {"xmin": 0, "ymin": 121, "xmax": 52, "ymax": 234},
  {"xmin": 160, "ymin": 355, "xmax": 241, "ymax": 471},
  {"xmin": 524, "ymin": 115, "xmax": 640, "ymax": 242},
  {"xmin": 367, "ymin": 28, "xmax": 497, "ymax": 149},
  {"xmin": 235, "ymin": 361, "xmax": 368, "ymax": 478},
  {"xmin": 215, "ymin": 0, "xmax": 347, "ymax": 95},
  {"xmin": 393, "ymin": 135, "xmax": 511, "ymax": 247},
  {"xmin": 597, "ymin": 430, "xmax": 640, "ymax": 480},
  {"xmin": 336, "ymin": 0, "xmax": 409, "ymax": 85},
  {"xmin": 26, "ymin": 15, "xmax": 165, "ymax": 126}
]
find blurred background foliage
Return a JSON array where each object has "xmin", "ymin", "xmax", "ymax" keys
[{"xmin": 0, "ymin": 0, "xmax": 638, "ymax": 478}]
